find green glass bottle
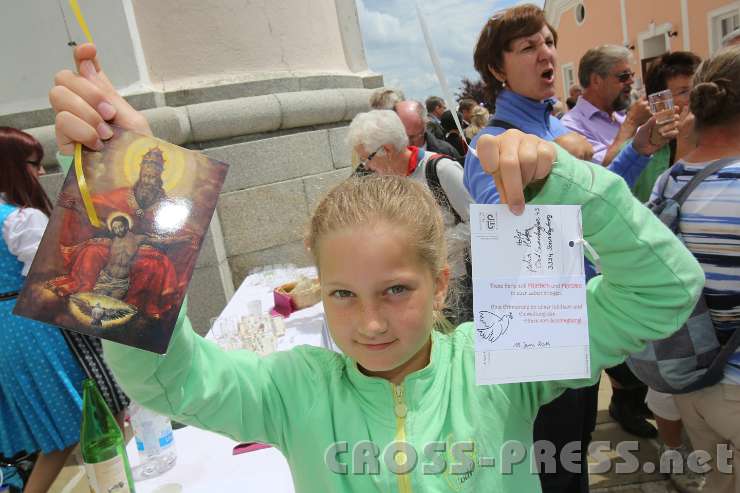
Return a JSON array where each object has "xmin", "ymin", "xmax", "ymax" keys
[{"xmin": 80, "ymin": 379, "xmax": 136, "ymax": 493}]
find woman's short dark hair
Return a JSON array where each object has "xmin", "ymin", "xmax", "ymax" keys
[
  {"xmin": 644, "ymin": 51, "xmax": 701, "ymax": 95},
  {"xmin": 473, "ymin": 4, "xmax": 558, "ymax": 102},
  {"xmin": 0, "ymin": 127, "xmax": 52, "ymax": 216},
  {"xmin": 690, "ymin": 46, "xmax": 740, "ymax": 131}
]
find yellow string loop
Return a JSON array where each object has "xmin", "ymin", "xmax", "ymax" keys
[
  {"xmin": 68, "ymin": 0, "xmax": 94, "ymax": 44},
  {"xmin": 74, "ymin": 143, "xmax": 101, "ymax": 228}
]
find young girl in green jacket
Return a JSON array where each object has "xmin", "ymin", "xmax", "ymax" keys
[{"xmin": 51, "ymin": 44, "xmax": 703, "ymax": 493}]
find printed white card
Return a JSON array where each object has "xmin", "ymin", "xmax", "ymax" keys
[{"xmin": 471, "ymin": 204, "xmax": 591, "ymax": 384}]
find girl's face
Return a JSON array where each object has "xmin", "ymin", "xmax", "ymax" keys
[
  {"xmin": 494, "ymin": 25, "xmax": 558, "ymax": 101},
  {"xmin": 317, "ymin": 222, "xmax": 448, "ymax": 384}
]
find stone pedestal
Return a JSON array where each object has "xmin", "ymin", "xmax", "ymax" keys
[{"xmin": 3, "ymin": 0, "xmax": 381, "ymax": 333}]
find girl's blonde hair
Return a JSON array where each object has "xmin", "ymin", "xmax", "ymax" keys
[{"xmin": 307, "ymin": 175, "xmax": 447, "ymax": 279}]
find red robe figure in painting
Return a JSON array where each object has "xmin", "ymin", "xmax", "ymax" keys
[{"xmin": 48, "ymin": 147, "xmax": 198, "ymax": 319}]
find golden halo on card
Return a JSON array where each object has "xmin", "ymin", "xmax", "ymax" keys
[
  {"xmin": 123, "ymin": 137, "xmax": 186, "ymax": 192},
  {"xmin": 105, "ymin": 211, "xmax": 134, "ymax": 231}
]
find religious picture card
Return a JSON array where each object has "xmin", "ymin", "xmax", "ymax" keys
[
  {"xmin": 14, "ymin": 127, "xmax": 229, "ymax": 353},
  {"xmin": 470, "ymin": 204, "xmax": 591, "ymax": 385}
]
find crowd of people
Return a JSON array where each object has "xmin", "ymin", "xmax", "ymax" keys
[
  {"xmin": 1, "ymin": 3, "xmax": 739, "ymax": 493},
  {"xmin": 354, "ymin": 7, "xmax": 738, "ymax": 492}
]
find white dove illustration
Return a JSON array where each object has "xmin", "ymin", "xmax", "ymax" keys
[{"xmin": 477, "ymin": 311, "xmax": 514, "ymax": 343}]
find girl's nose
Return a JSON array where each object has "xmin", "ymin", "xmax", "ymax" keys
[{"xmin": 359, "ymin": 303, "xmax": 388, "ymax": 338}]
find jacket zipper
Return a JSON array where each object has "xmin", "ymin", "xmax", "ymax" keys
[{"xmin": 392, "ymin": 383, "xmax": 412, "ymax": 493}]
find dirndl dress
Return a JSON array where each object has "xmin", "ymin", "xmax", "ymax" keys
[{"xmin": 0, "ymin": 203, "xmax": 86, "ymax": 456}]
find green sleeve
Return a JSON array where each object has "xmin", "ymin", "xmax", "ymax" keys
[
  {"xmin": 57, "ymin": 152, "xmax": 73, "ymax": 174},
  {"xmin": 631, "ymin": 145, "xmax": 671, "ymax": 203},
  {"xmin": 102, "ymin": 299, "xmax": 336, "ymax": 448},
  {"xmin": 502, "ymin": 144, "xmax": 704, "ymax": 420}
]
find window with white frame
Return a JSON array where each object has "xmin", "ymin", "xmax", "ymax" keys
[
  {"xmin": 709, "ymin": 4, "xmax": 740, "ymax": 53},
  {"xmin": 561, "ymin": 63, "xmax": 575, "ymax": 101}
]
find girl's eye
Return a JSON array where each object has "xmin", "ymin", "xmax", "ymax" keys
[
  {"xmin": 546, "ymin": 39, "xmax": 555, "ymax": 46},
  {"xmin": 386, "ymin": 285, "xmax": 407, "ymax": 296},
  {"xmin": 521, "ymin": 45, "xmax": 533, "ymax": 52},
  {"xmin": 330, "ymin": 289, "xmax": 354, "ymax": 299}
]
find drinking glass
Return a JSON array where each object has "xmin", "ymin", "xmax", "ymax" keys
[{"xmin": 648, "ymin": 89, "xmax": 674, "ymax": 124}]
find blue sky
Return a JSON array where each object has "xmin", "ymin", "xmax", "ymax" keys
[{"xmin": 355, "ymin": 0, "xmax": 545, "ymax": 103}]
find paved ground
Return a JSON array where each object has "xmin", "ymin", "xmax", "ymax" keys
[{"xmin": 589, "ymin": 375, "xmax": 681, "ymax": 492}]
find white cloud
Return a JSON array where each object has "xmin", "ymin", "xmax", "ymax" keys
[
  {"xmin": 356, "ymin": 0, "xmax": 545, "ymax": 102},
  {"xmin": 356, "ymin": 0, "xmax": 418, "ymax": 45}
]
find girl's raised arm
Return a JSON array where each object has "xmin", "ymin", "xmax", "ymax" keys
[
  {"xmin": 478, "ymin": 140, "xmax": 705, "ymax": 420},
  {"xmin": 52, "ymin": 44, "xmax": 327, "ymax": 448}
]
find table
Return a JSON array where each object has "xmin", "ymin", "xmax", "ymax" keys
[{"xmin": 208, "ymin": 266, "xmax": 337, "ymax": 352}]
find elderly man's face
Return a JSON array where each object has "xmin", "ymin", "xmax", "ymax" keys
[
  {"xmin": 600, "ymin": 59, "xmax": 634, "ymax": 112},
  {"xmin": 398, "ymin": 115, "xmax": 425, "ymax": 147}
]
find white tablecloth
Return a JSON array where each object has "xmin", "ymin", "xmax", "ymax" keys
[{"xmin": 127, "ymin": 426, "xmax": 294, "ymax": 493}]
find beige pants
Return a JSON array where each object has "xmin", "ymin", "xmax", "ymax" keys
[{"xmin": 674, "ymin": 384, "xmax": 740, "ymax": 493}]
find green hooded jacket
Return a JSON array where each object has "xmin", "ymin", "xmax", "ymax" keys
[{"xmin": 97, "ymin": 146, "xmax": 704, "ymax": 492}]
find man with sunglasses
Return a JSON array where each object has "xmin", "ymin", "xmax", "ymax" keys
[{"xmin": 562, "ymin": 44, "xmax": 653, "ymax": 166}]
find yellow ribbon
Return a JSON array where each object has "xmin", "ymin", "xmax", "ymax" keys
[
  {"xmin": 68, "ymin": 1, "xmax": 99, "ymax": 227},
  {"xmin": 74, "ymin": 143, "xmax": 101, "ymax": 228},
  {"xmin": 68, "ymin": 0, "xmax": 94, "ymax": 44}
]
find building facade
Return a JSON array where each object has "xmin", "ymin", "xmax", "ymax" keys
[{"xmin": 544, "ymin": 0, "xmax": 740, "ymax": 101}]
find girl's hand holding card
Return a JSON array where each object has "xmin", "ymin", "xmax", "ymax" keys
[
  {"xmin": 50, "ymin": 43, "xmax": 151, "ymax": 154},
  {"xmin": 476, "ymin": 131, "xmax": 556, "ymax": 215}
]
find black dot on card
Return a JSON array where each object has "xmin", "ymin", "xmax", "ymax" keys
[{"xmin": 568, "ymin": 241, "xmax": 575, "ymax": 247}]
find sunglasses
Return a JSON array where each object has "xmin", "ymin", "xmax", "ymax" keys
[{"xmin": 612, "ymin": 70, "xmax": 635, "ymax": 83}]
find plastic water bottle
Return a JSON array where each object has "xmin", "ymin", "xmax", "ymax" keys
[{"xmin": 128, "ymin": 402, "xmax": 177, "ymax": 479}]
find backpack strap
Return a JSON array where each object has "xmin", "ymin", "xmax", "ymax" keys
[
  {"xmin": 425, "ymin": 155, "xmax": 463, "ymax": 225},
  {"xmin": 684, "ymin": 326, "xmax": 740, "ymax": 393},
  {"xmin": 670, "ymin": 156, "xmax": 740, "ymax": 205},
  {"xmin": 488, "ymin": 118, "xmax": 521, "ymax": 131}
]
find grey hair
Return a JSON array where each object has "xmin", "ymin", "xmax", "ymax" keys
[
  {"xmin": 578, "ymin": 44, "xmax": 633, "ymax": 88},
  {"xmin": 369, "ymin": 88, "xmax": 406, "ymax": 110},
  {"xmin": 347, "ymin": 110, "xmax": 409, "ymax": 154}
]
